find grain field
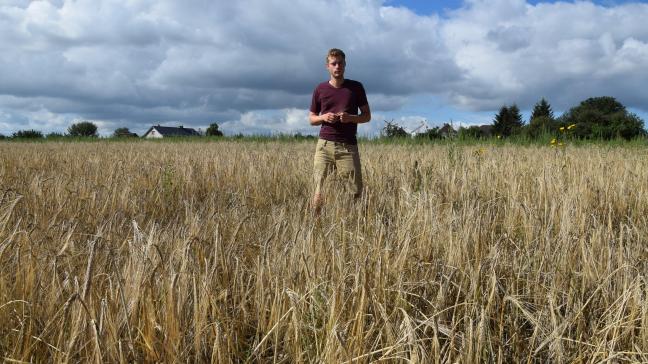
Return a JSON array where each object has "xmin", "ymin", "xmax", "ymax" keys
[{"xmin": 0, "ymin": 140, "xmax": 646, "ymax": 363}]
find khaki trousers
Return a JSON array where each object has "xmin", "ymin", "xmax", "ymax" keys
[{"xmin": 313, "ymin": 138, "xmax": 362, "ymax": 198}]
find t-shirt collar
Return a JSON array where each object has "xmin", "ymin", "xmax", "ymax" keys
[{"xmin": 328, "ymin": 79, "xmax": 346, "ymax": 88}]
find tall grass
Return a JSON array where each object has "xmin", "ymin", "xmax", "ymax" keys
[{"xmin": 0, "ymin": 140, "xmax": 646, "ymax": 362}]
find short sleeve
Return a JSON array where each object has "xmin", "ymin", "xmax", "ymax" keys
[
  {"xmin": 310, "ymin": 87, "xmax": 320, "ymax": 114},
  {"xmin": 356, "ymin": 82, "xmax": 368, "ymax": 108}
]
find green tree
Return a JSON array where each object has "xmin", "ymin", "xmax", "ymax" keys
[
  {"xmin": 0, "ymin": 133, "xmax": 5, "ymax": 140},
  {"xmin": 607, "ymin": 111, "xmax": 645, "ymax": 140},
  {"xmin": 526, "ymin": 98, "xmax": 557, "ymax": 138},
  {"xmin": 530, "ymin": 98, "xmax": 554, "ymax": 120},
  {"xmin": 382, "ymin": 120, "xmax": 409, "ymax": 138},
  {"xmin": 581, "ymin": 96, "xmax": 625, "ymax": 114},
  {"xmin": 492, "ymin": 104, "xmax": 524, "ymax": 137},
  {"xmin": 68, "ymin": 121, "xmax": 98, "ymax": 137},
  {"xmin": 113, "ymin": 127, "xmax": 137, "ymax": 137},
  {"xmin": 557, "ymin": 96, "xmax": 646, "ymax": 140},
  {"xmin": 12, "ymin": 129, "xmax": 44, "ymax": 139},
  {"xmin": 206, "ymin": 123, "xmax": 223, "ymax": 137},
  {"xmin": 509, "ymin": 105, "xmax": 523, "ymax": 128}
]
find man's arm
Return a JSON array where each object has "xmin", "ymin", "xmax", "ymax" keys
[
  {"xmin": 310, "ymin": 112, "xmax": 340, "ymax": 126},
  {"xmin": 339, "ymin": 104, "xmax": 371, "ymax": 124}
]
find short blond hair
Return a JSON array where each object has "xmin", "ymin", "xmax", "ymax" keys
[{"xmin": 326, "ymin": 48, "xmax": 346, "ymax": 63}]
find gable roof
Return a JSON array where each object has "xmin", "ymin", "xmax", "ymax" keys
[{"xmin": 143, "ymin": 125, "xmax": 200, "ymax": 137}]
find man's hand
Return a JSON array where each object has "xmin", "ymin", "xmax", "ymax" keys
[
  {"xmin": 338, "ymin": 112, "xmax": 354, "ymax": 123},
  {"xmin": 321, "ymin": 113, "xmax": 340, "ymax": 123},
  {"xmin": 338, "ymin": 106, "xmax": 371, "ymax": 124}
]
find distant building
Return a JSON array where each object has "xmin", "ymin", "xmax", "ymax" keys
[
  {"xmin": 142, "ymin": 125, "xmax": 201, "ymax": 138},
  {"xmin": 438, "ymin": 123, "xmax": 458, "ymax": 138}
]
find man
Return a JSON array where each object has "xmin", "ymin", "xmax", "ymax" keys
[{"xmin": 309, "ymin": 48, "xmax": 371, "ymax": 212}]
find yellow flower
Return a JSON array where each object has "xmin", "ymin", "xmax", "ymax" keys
[
  {"xmin": 567, "ymin": 124, "xmax": 576, "ymax": 130},
  {"xmin": 497, "ymin": 135, "xmax": 501, "ymax": 139},
  {"xmin": 550, "ymin": 138, "xmax": 557, "ymax": 144},
  {"xmin": 559, "ymin": 126, "xmax": 565, "ymax": 132},
  {"xmin": 473, "ymin": 147, "xmax": 486, "ymax": 156}
]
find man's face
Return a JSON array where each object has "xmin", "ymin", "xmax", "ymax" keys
[{"xmin": 326, "ymin": 56, "xmax": 345, "ymax": 79}]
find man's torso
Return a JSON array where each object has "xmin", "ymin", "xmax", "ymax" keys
[{"xmin": 310, "ymin": 79, "xmax": 367, "ymax": 145}]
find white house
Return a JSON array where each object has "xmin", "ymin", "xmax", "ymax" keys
[{"xmin": 142, "ymin": 125, "xmax": 201, "ymax": 138}]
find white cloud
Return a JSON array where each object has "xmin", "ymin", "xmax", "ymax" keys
[
  {"xmin": 1, "ymin": 0, "xmax": 647, "ymax": 135},
  {"xmin": 285, "ymin": 108, "xmax": 308, "ymax": 127},
  {"xmin": 442, "ymin": 0, "xmax": 648, "ymax": 110},
  {"xmin": 221, "ymin": 108, "xmax": 315, "ymax": 135}
]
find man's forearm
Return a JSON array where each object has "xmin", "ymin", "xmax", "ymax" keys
[
  {"xmin": 335, "ymin": 113, "xmax": 370, "ymax": 124},
  {"xmin": 309, "ymin": 114, "xmax": 323, "ymax": 126},
  {"xmin": 348, "ymin": 112, "xmax": 370, "ymax": 124},
  {"xmin": 311, "ymin": 111, "xmax": 370, "ymax": 125}
]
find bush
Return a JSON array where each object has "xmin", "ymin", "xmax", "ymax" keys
[
  {"xmin": 610, "ymin": 112, "xmax": 646, "ymax": 140},
  {"xmin": 68, "ymin": 121, "xmax": 98, "ymax": 137},
  {"xmin": 293, "ymin": 133, "xmax": 316, "ymax": 141},
  {"xmin": 526, "ymin": 115, "xmax": 557, "ymax": 138},
  {"xmin": 113, "ymin": 128, "xmax": 138, "ymax": 138},
  {"xmin": 46, "ymin": 132, "xmax": 65, "ymax": 139},
  {"xmin": 557, "ymin": 97, "xmax": 646, "ymax": 140},
  {"xmin": 382, "ymin": 120, "xmax": 409, "ymax": 138},
  {"xmin": 414, "ymin": 128, "xmax": 442, "ymax": 140},
  {"xmin": 206, "ymin": 123, "xmax": 224, "ymax": 137},
  {"xmin": 12, "ymin": 130, "xmax": 44, "ymax": 139},
  {"xmin": 459, "ymin": 126, "xmax": 488, "ymax": 139}
]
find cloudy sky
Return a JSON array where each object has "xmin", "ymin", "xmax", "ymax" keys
[{"xmin": 1, "ymin": 0, "xmax": 648, "ymax": 136}]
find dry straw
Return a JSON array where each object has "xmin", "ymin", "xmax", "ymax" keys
[{"xmin": 0, "ymin": 140, "xmax": 646, "ymax": 362}]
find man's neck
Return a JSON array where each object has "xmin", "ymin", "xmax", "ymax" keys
[{"xmin": 328, "ymin": 77, "xmax": 345, "ymax": 88}]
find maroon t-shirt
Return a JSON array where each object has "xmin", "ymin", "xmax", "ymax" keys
[{"xmin": 310, "ymin": 79, "xmax": 368, "ymax": 145}]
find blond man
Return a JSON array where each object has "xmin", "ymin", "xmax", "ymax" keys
[{"xmin": 309, "ymin": 48, "xmax": 371, "ymax": 212}]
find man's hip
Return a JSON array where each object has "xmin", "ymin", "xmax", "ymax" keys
[{"xmin": 313, "ymin": 138, "xmax": 362, "ymax": 196}]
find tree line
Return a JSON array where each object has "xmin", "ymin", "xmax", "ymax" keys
[
  {"xmin": 1, "ymin": 121, "xmax": 104, "ymax": 140},
  {"xmin": 382, "ymin": 96, "xmax": 647, "ymax": 141},
  {"xmin": 2, "ymin": 97, "xmax": 645, "ymax": 141},
  {"xmin": 0, "ymin": 122, "xmax": 226, "ymax": 140}
]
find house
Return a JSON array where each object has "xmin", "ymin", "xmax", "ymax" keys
[
  {"xmin": 438, "ymin": 123, "xmax": 458, "ymax": 138},
  {"xmin": 142, "ymin": 125, "xmax": 201, "ymax": 138}
]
